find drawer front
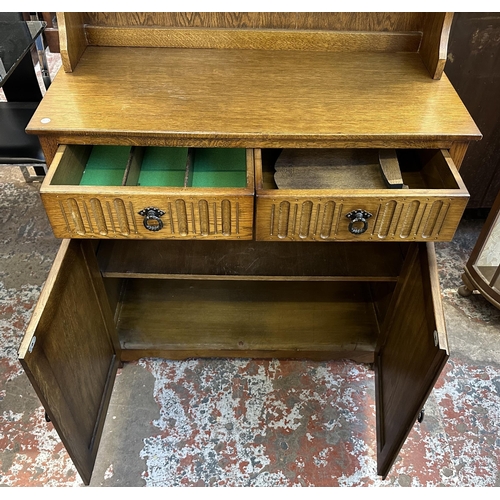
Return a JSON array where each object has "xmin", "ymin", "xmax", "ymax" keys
[
  {"xmin": 255, "ymin": 149, "xmax": 469, "ymax": 242},
  {"xmin": 42, "ymin": 193, "xmax": 254, "ymax": 240},
  {"xmin": 41, "ymin": 145, "xmax": 255, "ymax": 240},
  {"xmin": 255, "ymin": 195, "xmax": 467, "ymax": 242}
]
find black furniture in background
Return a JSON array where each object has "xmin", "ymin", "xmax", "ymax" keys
[{"xmin": 0, "ymin": 12, "xmax": 49, "ymax": 182}]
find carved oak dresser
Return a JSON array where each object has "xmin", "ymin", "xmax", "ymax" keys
[{"xmin": 18, "ymin": 12, "xmax": 481, "ymax": 484}]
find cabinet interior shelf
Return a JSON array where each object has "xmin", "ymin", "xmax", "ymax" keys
[
  {"xmin": 96, "ymin": 239, "xmax": 404, "ymax": 361},
  {"xmin": 114, "ymin": 278, "xmax": 382, "ymax": 360}
]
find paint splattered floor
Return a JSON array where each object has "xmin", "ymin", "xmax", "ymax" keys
[{"xmin": 1, "ymin": 165, "xmax": 499, "ymax": 487}]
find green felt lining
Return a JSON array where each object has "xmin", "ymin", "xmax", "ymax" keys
[
  {"xmin": 80, "ymin": 146, "xmax": 131, "ymax": 186},
  {"xmin": 79, "ymin": 147, "xmax": 247, "ymax": 188},
  {"xmin": 190, "ymin": 148, "xmax": 247, "ymax": 187},
  {"xmin": 139, "ymin": 170, "xmax": 186, "ymax": 187},
  {"xmin": 193, "ymin": 148, "xmax": 247, "ymax": 173},
  {"xmin": 191, "ymin": 170, "xmax": 247, "ymax": 188},
  {"xmin": 138, "ymin": 147, "xmax": 188, "ymax": 187}
]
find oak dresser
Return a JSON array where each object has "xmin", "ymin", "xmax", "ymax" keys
[{"xmin": 18, "ymin": 12, "xmax": 481, "ymax": 485}]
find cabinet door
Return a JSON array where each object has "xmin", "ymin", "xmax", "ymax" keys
[
  {"xmin": 375, "ymin": 242, "xmax": 449, "ymax": 478},
  {"xmin": 18, "ymin": 240, "xmax": 120, "ymax": 485}
]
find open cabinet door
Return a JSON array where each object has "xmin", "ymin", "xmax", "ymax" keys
[
  {"xmin": 375, "ymin": 242, "xmax": 449, "ymax": 478},
  {"xmin": 18, "ymin": 240, "xmax": 120, "ymax": 485}
]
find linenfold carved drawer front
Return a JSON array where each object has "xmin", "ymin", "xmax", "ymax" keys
[
  {"xmin": 41, "ymin": 145, "xmax": 255, "ymax": 239},
  {"xmin": 255, "ymin": 148, "xmax": 469, "ymax": 242}
]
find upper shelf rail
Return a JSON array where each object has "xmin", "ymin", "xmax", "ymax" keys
[{"xmin": 57, "ymin": 12, "xmax": 453, "ymax": 79}]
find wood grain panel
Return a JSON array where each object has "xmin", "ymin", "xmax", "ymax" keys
[
  {"xmin": 49, "ymin": 144, "xmax": 90, "ymax": 184},
  {"xmin": 18, "ymin": 240, "xmax": 119, "ymax": 485},
  {"xmin": 119, "ymin": 348, "xmax": 375, "ymax": 364},
  {"xmin": 420, "ymin": 12, "xmax": 454, "ymax": 79},
  {"xmin": 84, "ymin": 12, "xmax": 426, "ymax": 31},
  {"xmin": 97, "ymin": 240, "xmax": 405, "ymax": 280},
  {"xmin": 298, "ymin": 13, "xmax": 426, "ymax": 32},
  {"xmin": 86, "ymin": 26, "xmax": 421, "ymax": 53},
  {"xmin": 38, "ymin": 136, "xmax": 60, "ymax": 166},
  {"xmin": 56, "ymin": 12, "xmax": 88, "ymax": 72},
  {"xmin": 27, "ymin": 47, "xmax": 481, "ymax": 146},
  {"xmin": 256, "ymin": 195, "xmax": 467, "ymax": 242},
  {"xmin": 375, "ymin": 243, "xmax": 448, "ymax": 478},
  {"xmin": 34, "ymin": 133, "xmax": 472, "ymax": 152},
  {"xmin": 449, "ymin": 141, "xmax": 469, "ymax": 170}
]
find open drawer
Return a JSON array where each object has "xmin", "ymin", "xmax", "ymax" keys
[
  {"xmin": 19, "ymin": 238, "xmax": 448, "ymax": 483},
  {"xmin": 40, "ymin": 145, "xmax": 255, "ymax": 240},
  {"xmin": 255, "ymin": 148, "xmax": 469, "ymax": 242}
]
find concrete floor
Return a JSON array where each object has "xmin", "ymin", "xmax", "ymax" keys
[{"xmin": 1, "ymin": 50, "xmax": 500, "ymax": 488}]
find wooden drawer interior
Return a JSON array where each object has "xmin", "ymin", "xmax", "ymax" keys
[
  {"xmin": 41, "ymin": 145, "xmax": 255, "ymax": 240},
  {"xmin": 255, "ymin": 148, "xmax": 469, "ymax": 242},
  {"xmin": 258, "ymin": 148, "xmax": 464, "ymax": 191},
  {"xmin": 96, "ymin": 239, "xmax": 407, "ymax": 362},
  {"xmin": 49, "ymin": 145, "xmax": 250, "ymax": 188}
]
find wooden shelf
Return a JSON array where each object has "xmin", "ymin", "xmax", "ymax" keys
[
  {"xmin": 115, "ymin": 278, "xmax": 380, "ymax": 360},
  {"xmin": 28, "ymin": 47, "xmax": 481, "ymax": 149}
]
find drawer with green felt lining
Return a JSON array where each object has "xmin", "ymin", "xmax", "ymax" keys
[{"xmin": 40, "ymin": 144, "xmax": 256, "ymax": 240}]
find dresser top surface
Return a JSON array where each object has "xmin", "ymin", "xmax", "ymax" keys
[{"xmin": 28, "ymin": 46, "xmax": 481, "ymax": 146}]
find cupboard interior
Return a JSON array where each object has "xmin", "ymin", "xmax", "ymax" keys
[
  {"xmin": 95, "ymin": 240, "xmax": 411, "ymax": 361},
  {"xmin": 259, "ymin": 148, "xmax": 460, "ymax": 191},
  {"xmin": 51, "ymin": 145, "xmax": 248, "ymax": 188}
]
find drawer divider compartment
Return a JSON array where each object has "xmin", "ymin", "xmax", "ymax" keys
[
  {"xmin": 255, "ymin": 148, "xmax": 469, "ymax": 242},
  {"xmin": 41, "ymin": 145, "xmax": 256, "ymax": 240}
]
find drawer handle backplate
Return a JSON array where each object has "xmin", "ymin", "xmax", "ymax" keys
[
  {"xmin": 346, "ymin": 210, "xmax": 373, "ymax": 235},
  {"xmin": 139, "ymin": 207, "xmax": 165, "ymax": 232}
]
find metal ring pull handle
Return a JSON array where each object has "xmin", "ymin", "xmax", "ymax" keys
[
  {"xmin": 346, "ymin": 210, "xmax": 373, "ymax": 235},
  {"xmin": 139, "ymin": 207, "xmax": 165, "ymax": 232}
]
